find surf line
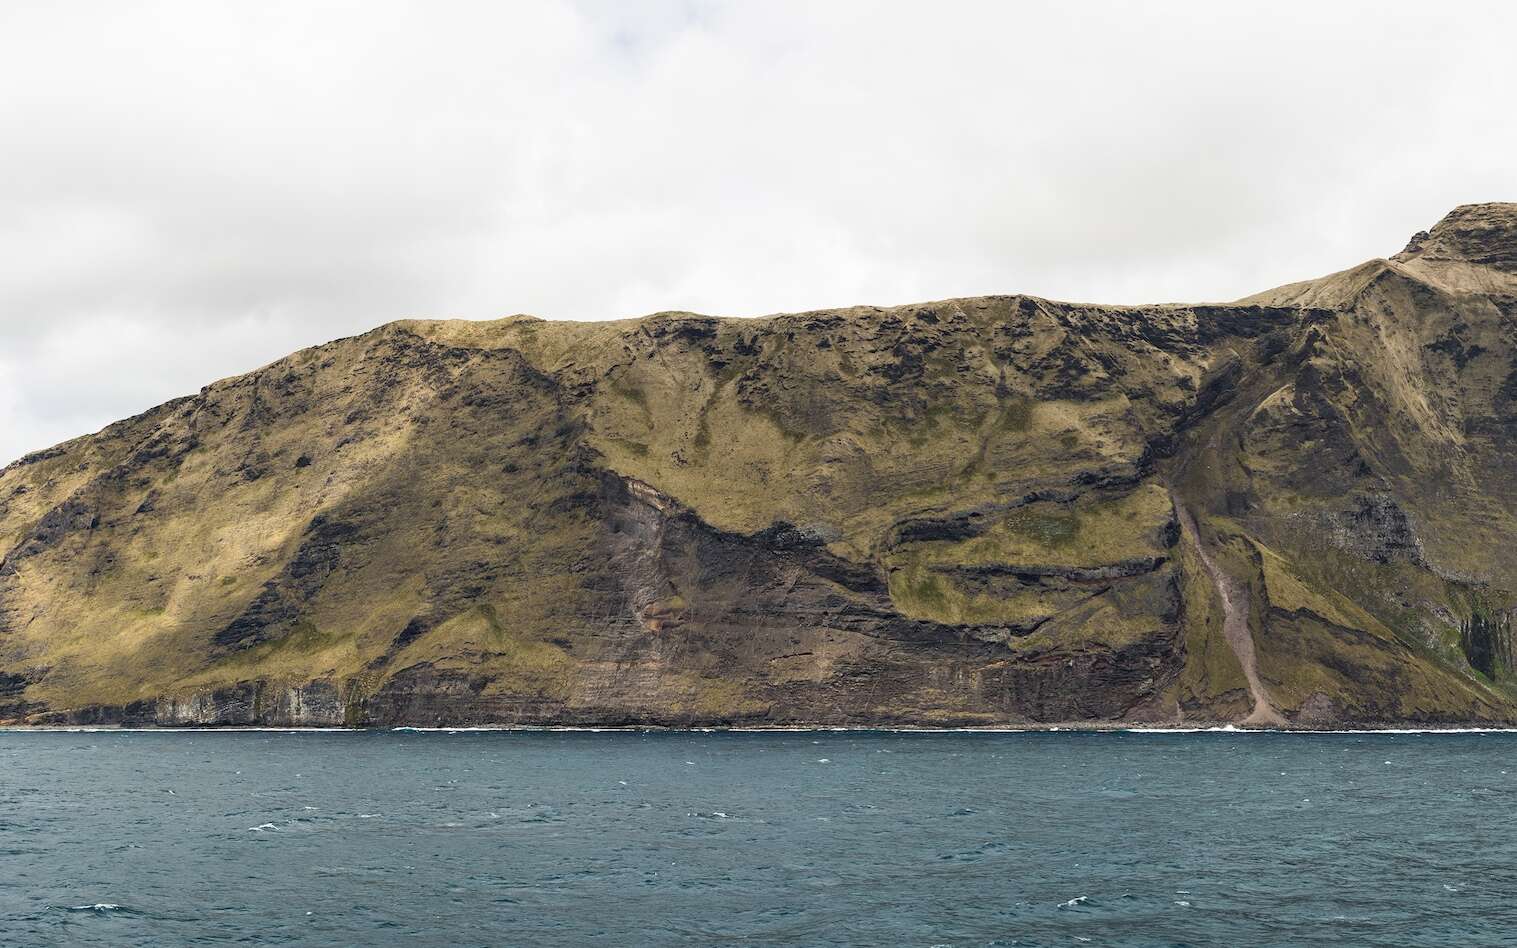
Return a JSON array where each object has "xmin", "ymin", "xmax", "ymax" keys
[{"xmin": 1174, "ymin": 499, "xmax": 1286, "ymax": 727}]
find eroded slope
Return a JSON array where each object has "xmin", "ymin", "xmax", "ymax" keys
[{"xmin": 2, "ymin": 204, "xmax": 1515, "ymax": 726}]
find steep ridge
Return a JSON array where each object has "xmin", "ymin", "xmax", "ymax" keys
[{"xmin": 2, "ymin": 205, "xmax": 1516, "ymax": 727}]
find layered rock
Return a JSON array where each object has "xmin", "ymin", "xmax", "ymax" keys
[{"xmin": 3, "ymin": 205, "xmax": 1517, "ymax": 727}]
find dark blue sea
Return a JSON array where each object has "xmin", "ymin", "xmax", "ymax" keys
[{"xmin": 2, "ymin": 729, "xmax": 1515, "ymax": 946}]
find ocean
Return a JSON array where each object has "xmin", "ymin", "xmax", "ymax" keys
[{"xmin": 2, "ymin": 728, "xmax": 1513, "ymax": 946}]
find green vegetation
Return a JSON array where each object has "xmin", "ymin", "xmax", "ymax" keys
[{"xmin": 3, "ymin": 205, "xmax": 1517, "ymax": 726}]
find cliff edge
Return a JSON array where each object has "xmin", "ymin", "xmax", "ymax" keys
[{"xmin": 3, "ymin": 205, "xmax": 1516, "ymax": 728}]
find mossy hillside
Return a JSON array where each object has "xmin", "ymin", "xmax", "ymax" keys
[
  {"xmin": 4, "ymin": 204, "xmax": 1517, "ymax": 726},
  {"xmin": 3, "ymin": 327, "xmax": 604, "ymax": 712},
  {"xmin": 1245, "ymin": 265, "xmax": 1517, "ymax": 589},
  {"xmin": 392, "ymin": 605, "xmax": 578, "ymax": 700},
  {"xmin": 885, "ymin": 484, "xmax": 1176, "ymax": 630},
  {"xmin": 918, "ymin": 484, "xmax": 1174, "ymax": 570},
  {"xmin": 1166, "ymin": 521, "xmax": 1252, "ymax": 718},
  {"xmin": 563, "ymin": 298, "xmax": 1225, "ymax": 562},
  {"xmin": 1172, "ymin": 515, "xmax": 1508, "ymax": 721},
  {"xmin": 1255, "ymin": 609, "xmax": 1505, "ymax": 722},
  {"xmin": 1010, "ymin": 569, "xmax": 1179, "ymax": 653},
  {"xmin": 1251, "ymin": 539, "xmax": 1487, "ymax": 670},
  {"xmin": 1253, "ymin": 542, "xmax": 1400, "ymax": 643}
]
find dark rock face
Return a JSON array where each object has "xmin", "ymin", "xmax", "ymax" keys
[
  {"xmin": 215, "ymin": 515, "xmax": 363, "ymax": 649},
  {"xmin": 4, "ymin": 205, "xmax": 1517, "ymax": 728},
  {"xmin": 1461, "ymin": 608, "xmax": 1515, "ymax": 680},
  {"xmin": 34, "ymin": 680, "xmax": 349, "ymax": 727},
  {"xmin": 1394, "ymin": 202, "xmax": 1517, "ymax": 272},
  {"xmin": 1313, "ymin": 495, "xmax": 1426, "ymax": 566},
  {"xmin": 0, "ymin": 496, "xmax": 96, "ymax": 576}
]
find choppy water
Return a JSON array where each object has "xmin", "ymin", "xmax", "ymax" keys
[{"xmin": 3, "ymin": 729, "xmax": 1516, "ymax": 946}]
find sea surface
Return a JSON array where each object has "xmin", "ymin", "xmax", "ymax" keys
[{"xmin": 2, "ymin": 729, "xmax": 1515, "ymax": 946}]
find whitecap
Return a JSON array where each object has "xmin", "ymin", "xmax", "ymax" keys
[
  {"xmin": 1058, "ymin": 896, "xmax": 1089, "ymax": 909},
  {"xmin": 68, "ymin": 903, "xmax": 124, "ymax": 912},
  {"xmin": 247, "ymin": 822, "xmax": 277, "ymax": 832}
]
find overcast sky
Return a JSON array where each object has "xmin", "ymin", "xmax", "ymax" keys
[{"xmin": 2, "ymin": 1, "xmax": 1514, "ymax": 464}]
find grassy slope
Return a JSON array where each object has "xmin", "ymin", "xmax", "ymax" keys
[{"xmin": 1, "ymin": 205, "xmax": 1515, "ymax": 726}]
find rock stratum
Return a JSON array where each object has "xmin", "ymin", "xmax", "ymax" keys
[{"xmin": 4, "ymin": 204, "xmax": 1517, "ymax": 729}]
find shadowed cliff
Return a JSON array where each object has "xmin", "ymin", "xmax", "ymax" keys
[{"xmin": 3, "ymin": 204, "xmax": 1516, "ymax": 727}]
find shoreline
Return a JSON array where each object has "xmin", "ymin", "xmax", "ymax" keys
[{"xmin": 3, "ymin": 723, "xmax": 1516, "ymax": 735}]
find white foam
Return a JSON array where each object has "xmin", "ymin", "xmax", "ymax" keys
[
  {"xmin": 398, "ymin": 723, "xmax": 1517, "ymax": 735},
  {"xmin": 7, "ymin": 722, "xmax": 1517, "ymax": 736},
  {"xmin": 1059, "ymin": 896, "xmax": 1089, "ymax": 909}
]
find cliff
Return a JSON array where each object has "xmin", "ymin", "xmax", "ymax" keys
[{"xmin": 3, "ymin": 204, "xmax": 1516, "ymax": 728}]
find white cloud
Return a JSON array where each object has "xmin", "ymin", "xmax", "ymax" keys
[{"xmin": 2, "ymin": 0, "xmax": 1515, "ymax": 463}]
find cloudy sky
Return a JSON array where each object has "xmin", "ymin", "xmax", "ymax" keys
[{"xmin": 2, "ymin": 1, "xmax": 1514, "ymax": 465}]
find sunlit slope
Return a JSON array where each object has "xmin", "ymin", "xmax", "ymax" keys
[{"xmin": 2, "ymin": 204, "xmax": 1515, "ymax": 727}]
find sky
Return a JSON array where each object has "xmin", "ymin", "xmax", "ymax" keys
[{"xmin": 2, "ymin": 1, "xmax": 1515, "ymax": 465}]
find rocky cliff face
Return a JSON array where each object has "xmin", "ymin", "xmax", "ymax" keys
[{"xmin": 3, "ymin": 204, "xmax": 1517, "ymax": 728}]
